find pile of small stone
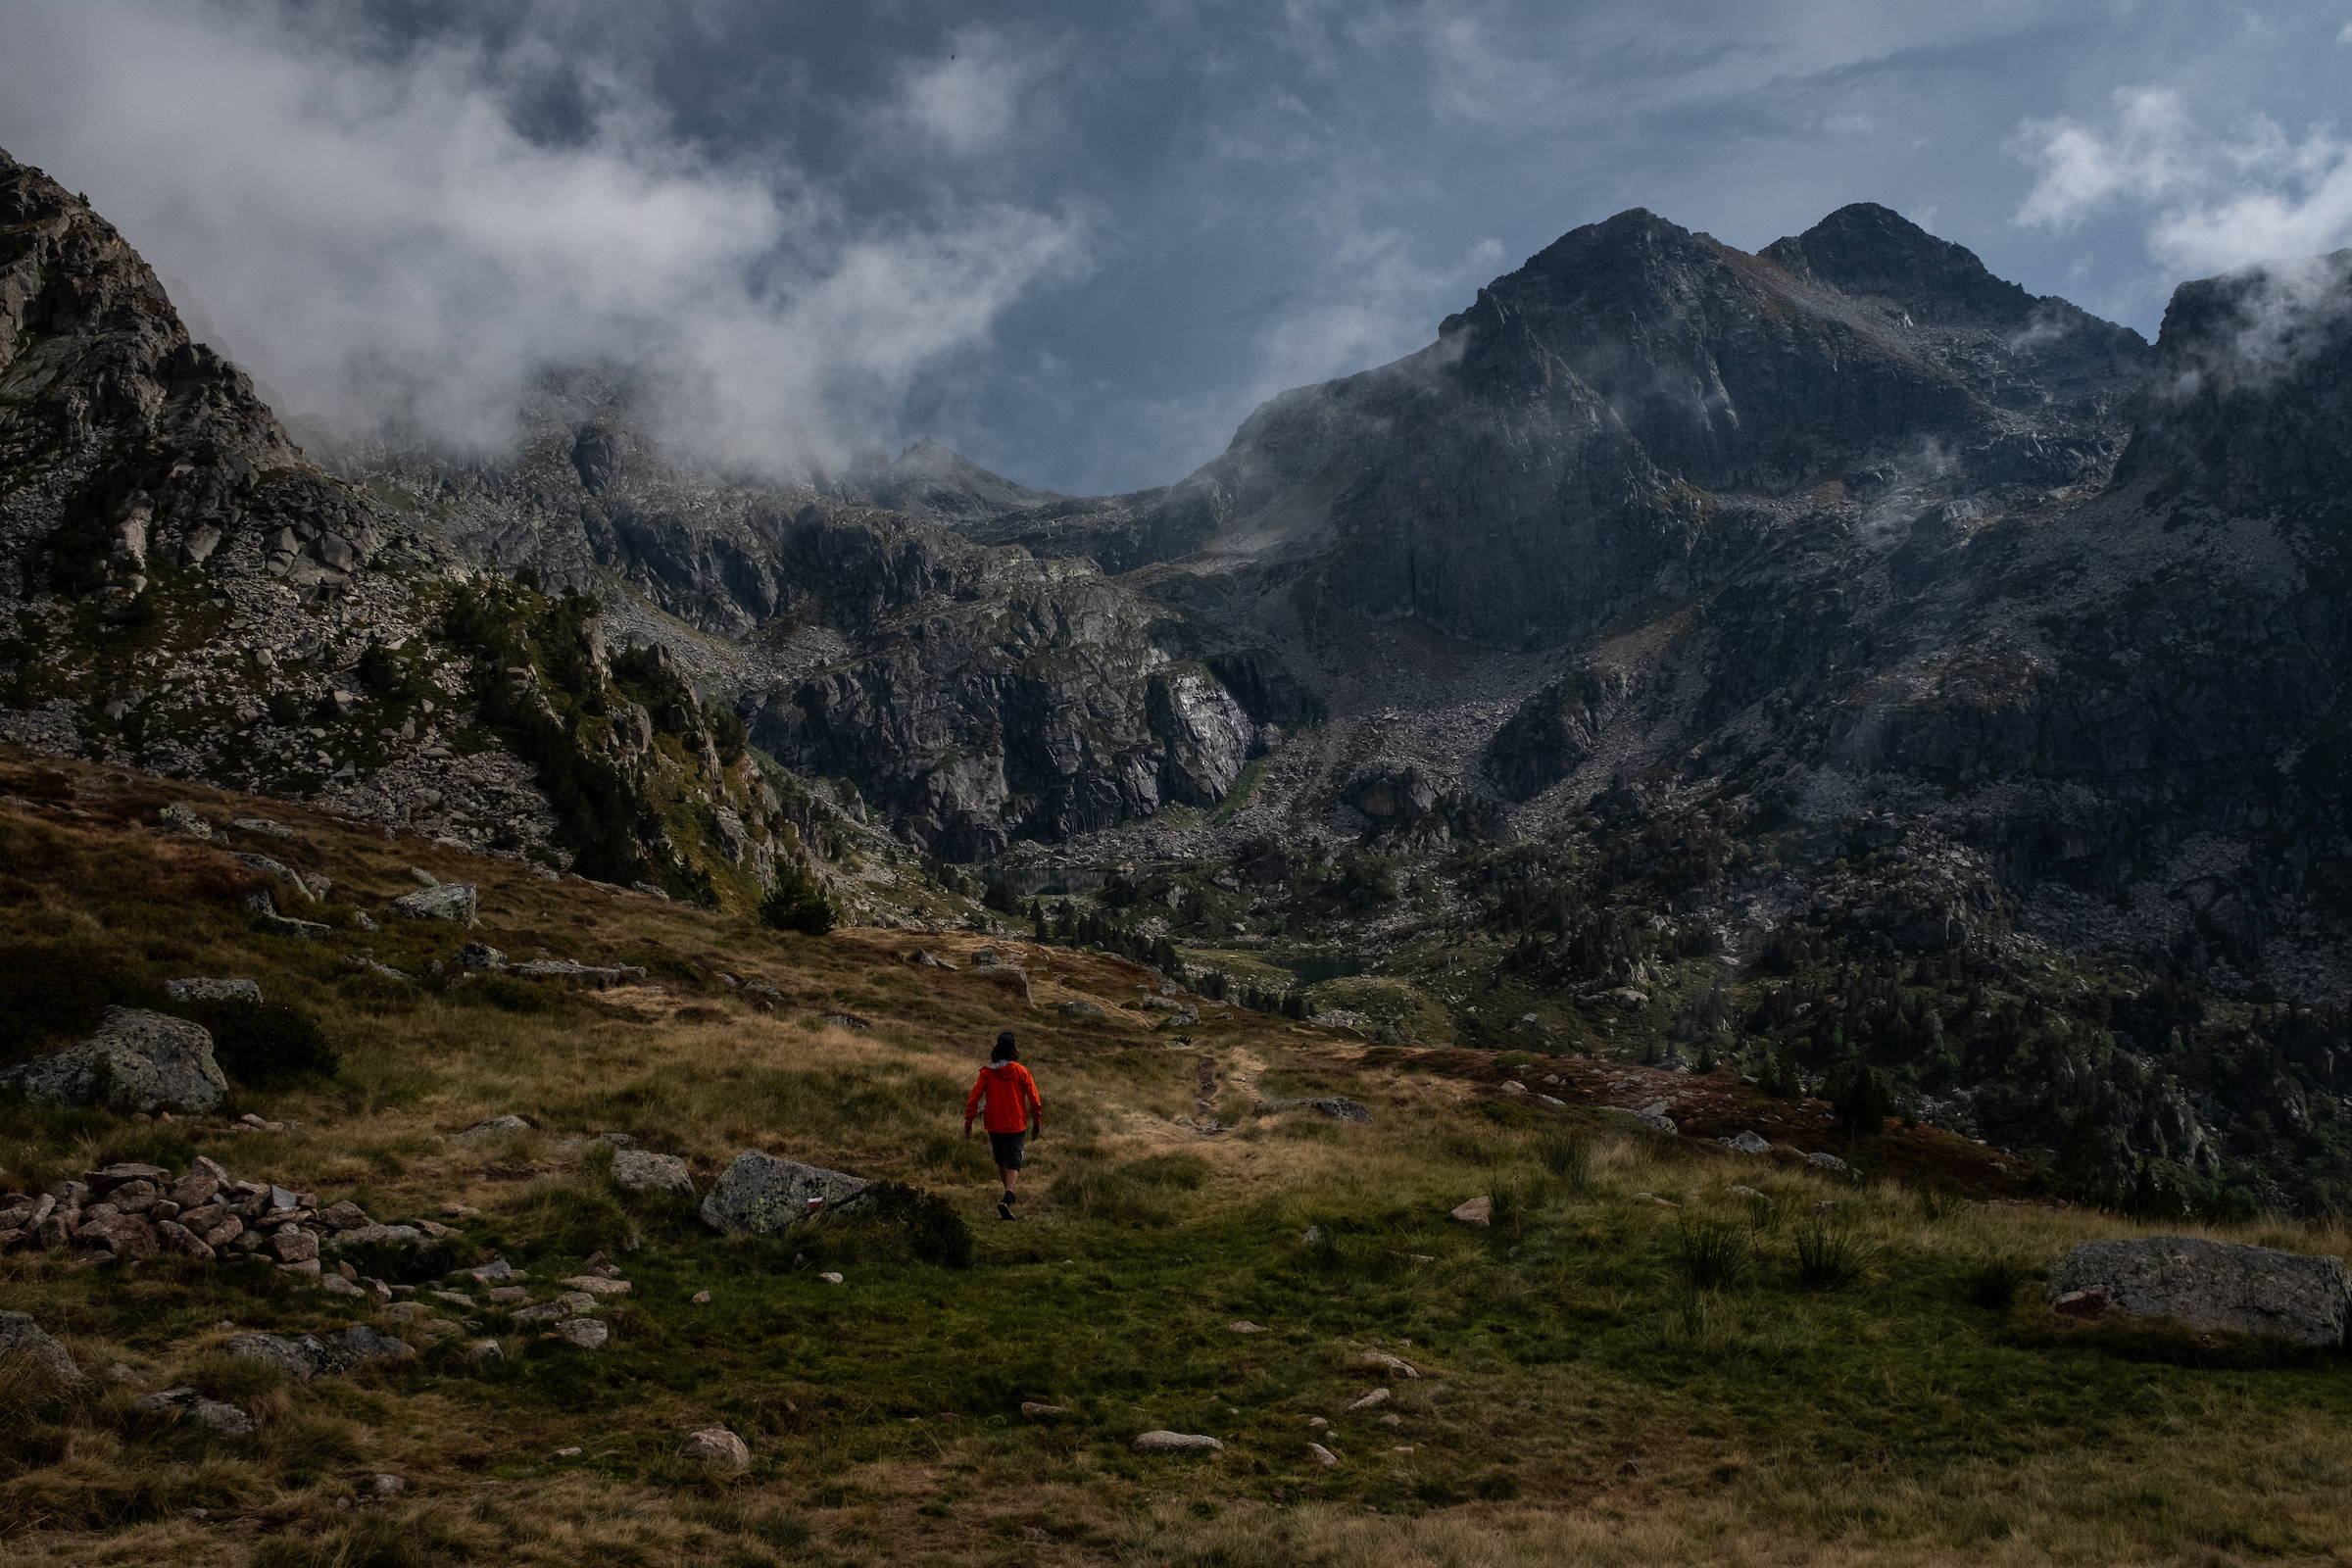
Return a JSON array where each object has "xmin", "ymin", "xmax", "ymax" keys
[{"xmin": 0, "ymin": 1157, "xmax": 451, "ymax": 1290}]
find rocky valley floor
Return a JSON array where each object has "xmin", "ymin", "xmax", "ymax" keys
[{"xmin": 4, "ymin": 748, "xmax": 2352, "ymax": 1567}]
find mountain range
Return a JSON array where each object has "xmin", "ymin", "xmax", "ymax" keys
[{"xmin": 8, "ymin": 143, "xmax": 2352, "ymax": 1210}]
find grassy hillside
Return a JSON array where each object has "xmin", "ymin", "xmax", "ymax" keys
[{"xmin": 4, "ymin": 748, "xmax": 2352, "ymax": 1567}]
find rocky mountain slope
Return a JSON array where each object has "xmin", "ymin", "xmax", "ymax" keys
[{"xmin": 11, "ymin": 141, "xmax": 2352, "ymax": 1210}]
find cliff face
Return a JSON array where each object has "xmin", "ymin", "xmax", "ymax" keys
[{"xmin": 328, "ymin": 372, "xmax": 1258, "ymax": 862}]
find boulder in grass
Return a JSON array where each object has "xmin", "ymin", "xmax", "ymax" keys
[
  {"xmin": 610, "ymin": 1149, "xmax": 694, "ymax": 1197},
  {"xmin": 1449, "ymin": 1196, "xmax": 1493, "ymax": 1228},
  {"xmin": 134, "ymin": 1387, "xmax": 256, "ymax": 1435},
  {"xmin": 1263, "ymin": 1096, "xmax": 1373, "ymax": 1123},
  {"xmin": 0, "ymin": 1312, "xmax": 82, "ymax": 1382},
  {"xmin": 1133, "ymin": 1431, "xmax": 1223, "ymax": 1453},
  {"xmin": 1, "ymin": 1007, "xmax": 226, "ymax": 1114},
  {"xmin": 699, "ymin": 1152, "xmax": 870, "ymax": 1236},
  {"xmin": 2046, "ymin": 1236, "xmax": 2352, "ymax": 1347},
  {"xmin": 1725, "ymin": 1131, "xmax": 1772, "ymax": 1155},
  {"xmin": 455, "ymin": 1114, "xmax": 534, "ymax": 1141},
  {"xmin": 681, "ymin": 1426, "xmax": 751, "ymax": 1471},
  {"xmin": 390, "ymin": 883, "xmax": 478, "ymax": 926}
]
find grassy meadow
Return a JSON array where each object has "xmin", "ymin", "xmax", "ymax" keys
[{"xmin": 4, "ymin": 751, "xmax": 2352, "ymax": 1566}]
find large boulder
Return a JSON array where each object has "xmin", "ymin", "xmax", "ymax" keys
[
  {"xmin": 390, "ymin": 883, "xmax": 478, "ymax": 925},
  {"xmin": 0, "ymin": 1007, "xmax": 227, "ymax": 1113},
  {"xmin": 699, "ymin": 1152, "xmax": 870, "ymax": 1236},
  {"xmin": 0, "ymin": 1312, "xmax": 82, "ymax": 1381},
  {"xmin": 2047, "ymin": 1236, "xmax": 2352, "ymax": 1347}
]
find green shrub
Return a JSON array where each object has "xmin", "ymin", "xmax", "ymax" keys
[
  {"xmin": 760, "ymin": 865, "xmax": 836, "ymax": 937},
  {"xmin": 172, "ymin": 999, "xmax": 339, "ymax": 1083}
]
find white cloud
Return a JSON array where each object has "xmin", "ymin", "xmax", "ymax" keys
[
  {"xmin": 889, "ymin": 26, "xmax": 1042, "ymax": 157},
  {"xmin": 2013, "ymin": 85, "xmax": 2352, "ymax": 274},
  {"xmin": 0, "ymin": 0, "xmax": 1087, "ymax": 473}
]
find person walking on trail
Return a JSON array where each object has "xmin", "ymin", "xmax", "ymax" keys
[{"xmin": 965, "ymin": 1031, "xmax": 1043, "ymax": 1220}]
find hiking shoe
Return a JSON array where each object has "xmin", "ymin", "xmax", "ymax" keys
[{"xmin": 997, "ymin": 1195, "xmax": 1015, "ymax": 1221}]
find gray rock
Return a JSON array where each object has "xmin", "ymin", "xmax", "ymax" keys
[
  {"xmin": 158, "ymin": 803, "xmax": 215, "ymax": 838},
  {"xmin": 234, "ymin": 853, "xmax": 316, "ymax": 902},
  {"xmin": 1804, "ymin": 1152, "xmax": 1851, "ymax": 1173},
  {"xmin": 1056, "ymin": 1000, "xmax": 1108, "ymax": 1020},
  {"xmin": 134, "ymin": 1387, "xmax": 256, "ymax": 1435},
  {"xmin": 245, "ymin": 893, "xmax": 331, "ymax": 939},
  {"xmin": 457, "ymin": 941, "xmax": 506, "ymax": 971},
  {"xmin": 553, "ymin": 1318, "xmax": 609, "ymax": 1349},
  {"xmin": 1449, "ymin": 1196, "xmax": 1493, "ymax": 1227},
  {"xmin": 2046, "ymin": 1236, "xmax": 2352, "ymax": 1347},
  {"xmin": 1133, "ymin": 1431, "xmax": 1223, "ymax": 1453},
  {"xmin": 390, "ymin": 883, "xmax": 478, "ymax": 925},
  {"xmin": 455, "ymin": 1114, "xmax": 534, "ymax": 1140},
  {"xmin": 0, "ymin": 1312, "xmax": 82, "ymax": 1382},
  {"xmin": 699, "ymin": 1152, "xmax": 871, "ymax": 1235},
  {"xmin": 222, "ymin": 1325, "xmax": 412, "ymax": 1380},
  {"xmin": 681, "ymin": 1426, "xmax": 751, "ymax": 1470},
  {"xmin": 166, "ymin": 977, "xmax": 264, "ymax": 1004},
  {"xmin": 908, "ymin": 949, "xmax": 957, "ymax": 969},
  {"xmin": 508, "ymin": 958, "xmax": 648, "ymax": 988},
  {"xmin": 232, "ymin": 817, "xmax": 294, "ymax": 839},
  {"xmin": 330, "ymin": 1224, "xmax": 423, "ymax": 1249},
  {"xmin": 0, "ymin": 1007, "xmax": 227, "ymax": 1113},
  {"xmin": 1263, "ymin": 1096, "xmax": 1373, "ymax": 1123},
  {"xmin": 1725, "ymin": 1131, "xmax": 1773, "ymax": 1155},
  {"xmin": 610, "ymin": 1149, "xmax": 694, "ymax": 1196}
]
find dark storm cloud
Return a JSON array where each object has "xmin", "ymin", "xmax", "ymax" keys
[{"xmin": 3, "ymin": 0, "xmax": 2346, "ymax": 492}]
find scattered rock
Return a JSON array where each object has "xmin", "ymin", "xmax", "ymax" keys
[
  {"xmin": 610, "ymin": 1149, "xmax": 694, "ymax": 1196},
  {"xmin": 908, "ymin": 949, "xmax": 957, "ymax": 969},
  {"xmin": 1308, "ymin": 1442, "xmax": 1341, "ymax": 1467},
  {"xmin": 165, "ymin": 977, "xmax": 263, "ymax": 1004},
  {"xmin": 455, "ymin": 1115, "xmax": 534, "ymax": 1140},
  {"xmin": 1498, "ymin": 1080, "xmax": 1527, "ymax": 1096},
  {"xmin": 508, "ymin": 959, "xmax": 648, "ymax": 988},
  {"xmin": 231, "ymin": 817, "xmax": 294, "ymax": 840},
  {"xmin": 1, "ymin": 1007, "xmax": 227, "ymax": 1114},
  {"xmin": 1261, "ymin": 1096, "xmax": 1374, "ymax": 1123},
  {"xmin": 369, "ymin": 1474, "xmax": 407, "ymax": 1496},
  {"xmin": 559, "ymin": 1276, "xmax": 631, "ymax": 1296},
  {"xmin": 1728, "ymin": 1185, "xmax": 1765, "ymax": 1199},
  {"xmin": 390, "ymin": 883, "xmax": 478, "ymax": 926},
  {"xmin": 1056, "ymin": 1000, "xmax": 1108, "ymax": 1020},
  {"xmin": 1020, "ymin": 1401, "xmax": 1069, "ymax": 1418},
  {"xmin": 1804, "ymin": 1152, "xmax": 1851, "ymax": 1173},
  {"xmin": 1345, "ymin": 1388, "xmax": 1392, "ymax": 1412},
  {"xmin": 1348, "ymin": 1350, "xmax": 1421, "ymax": 1380},
  {"xmin": 457, "ymin": 941, "xmax": 506, "ymax": 971},
  {"xmin": 692, "ymin": 1290, "xmax": 711, "ymax": 1305},
  {"xmin": 0, "ymin": 1312, "xmax": 82, "ymax": 1382},
  {"xmin": 2046, "ymin": 1236, "xmax": 2352, "ymax": 1347},
  {"xmin": 1725, "ymin": 1131, "xmax": 1773, "ymax": 1155},
  {"xmin": 1449, "ymin": 1196, "xmax": 1492, "ymax": 1227},
  {"xmin": 2052, "ymin": 1289, "xmax": 2107, "ymax": 1319},
  {"xmin": 1229, "ymin": 1321, "xmax": 1267, "ymax": 1334},
  {"xmin": 818, "ymin": 1271, "xmax": 844, "ymax": 1286},
  {"xmin": 681, "ymin": 1426, "xmax": 751, "ymax": 1471},
  {"xmin": 133, "ymin": 1387, "xmax": 256, "ymax": 1435},
  {"xmin": 699, "ymin": 1152, "xmax": 870, "ymax": 1236},
  {"xmin": 553, "ymin": 1319, "xmax": 609, "ymax": 1349},
  {"xmin": 820, "ymin": 1012, "xmax": 873, "ymax": 1031},
  {"xmin": 1133, "ymin": 1431, "xmax": 1222, "ymax": 1453},
  {"xmin": 158, "ymin": 803, "xmax": 215, "ymax": 838}
]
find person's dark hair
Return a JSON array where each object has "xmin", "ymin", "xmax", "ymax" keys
[{"xmin": 992, "ymin": 1031, "xmax": 1018, "ymax": 1062}]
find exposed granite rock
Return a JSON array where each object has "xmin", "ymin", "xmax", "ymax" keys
[
  {"xmin": 2047, "ymin": 1236, "xmax": 2351, "ymax": 1347},
  {"xmin": 699, "ymin": 1152, "xmax": 870, "ymax": 1235},
  {"xmin": 0, "ymin": 1006, "xmax": 226, "ymax": 1113}
]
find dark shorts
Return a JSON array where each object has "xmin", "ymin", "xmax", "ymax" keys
[{"xmin": 989, "ymin": 1131, "xmax": 1028, "ymax": 1170}]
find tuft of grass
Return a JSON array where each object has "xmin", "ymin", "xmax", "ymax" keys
[
  {"xmin": 1790, "ymin": 1216, "xmax": 1875, "ymax": 1291},
  {"xmin": 1960, "ymin": 1253, "xmax": 2031, "ymax": 1311},
  {"xmin": 1674, "ymin": 1217, "xmax": 1751, "ymax": 1291}
]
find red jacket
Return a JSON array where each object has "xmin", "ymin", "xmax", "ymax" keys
[{"xmin": 966, "ymin": 1060, "xmax": 1043, "ymax": 1134}]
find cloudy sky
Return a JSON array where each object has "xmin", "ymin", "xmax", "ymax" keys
[{"xmin": 4, "ymin": 1, "xmax": 2349, "ymax": 493}]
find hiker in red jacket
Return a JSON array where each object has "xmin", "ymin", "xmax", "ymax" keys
[{"xmin": 964, "ymin": 1031, "xmax": 1044, "ymax": 1220}]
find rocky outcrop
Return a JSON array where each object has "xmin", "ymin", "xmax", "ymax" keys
[
  {"xmin": 699, "ymin": 1152, "xmax": 870, "ymax": 1235},
  {"xmin": 2047, "ymin": 1236, "xmax": 2351, "ymax": 1346},
  {"xmin": 0, "ymin": 1007, "xmax": 226, "ymax": 1113}
]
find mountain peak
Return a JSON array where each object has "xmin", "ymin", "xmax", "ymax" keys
[{"xmin": 1762, "ymin": 202, "xmax": 2032, "ymax": 323}]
